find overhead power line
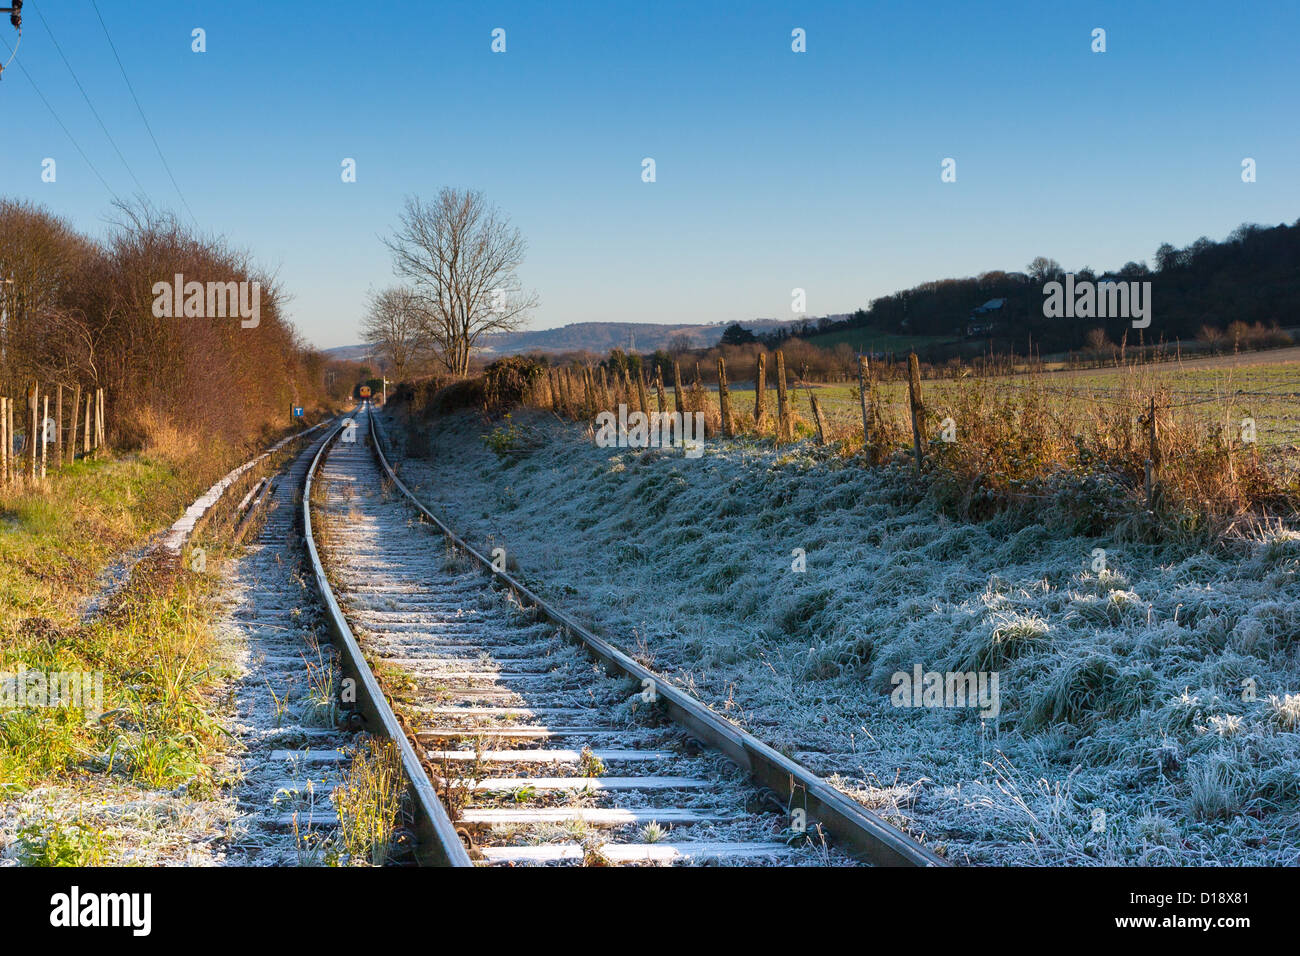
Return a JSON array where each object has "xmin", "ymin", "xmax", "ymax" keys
[
  {"xmin": 31, "ymin": 1, "xmax": 148, "ymax": 196},
  {"xmin": 88, "ymin": 0, "xmax": 198, "ymax": 227},
  {"xmin": 0, "ymin": 28, "xmax": 122, "ymax": 201}
]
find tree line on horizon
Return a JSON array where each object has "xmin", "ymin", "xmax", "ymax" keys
[
  {"xmin": 799, "ymin": 219, "xmax": 1300, "ymax": 358},
  {"xmin": 362, "ymin": 207, "xmax": 1299, "ymax": 391}
]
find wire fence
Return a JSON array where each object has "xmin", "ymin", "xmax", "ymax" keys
[{"xmin": 522, "ymin": 350, "xmax": 1300, "ymax": 520}]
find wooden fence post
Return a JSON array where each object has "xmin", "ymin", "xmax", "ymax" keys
[
  {"xmin": 97, "ymin": 388, "xmax": 105, "ymax": 450},
  {"xmin": 754, "ymin": 352, "xmax": 768, "ymax": 430},
  {"xmin": 7, "ymin": 393, "xmax": 13, "ymax": 485},
  {"xmin": 672, "ymin": 361, "xmax": 685, "ymax": 414},
  {"xmin": 582, "ymin": 367, "xmax": 596, "ymax": 418},
  {"xmin": 55, "ymin": 385, "xmax": 63, "ymax": 467},
  {"xmin": 797, "ymin": 363, "xmax": 828, "ymax": 445},
  {"xmin": 907, "ymin": 353, "xmax": 925, "ymax": 473},
  {"xmin": 28, "ymin": 383, "xmax": 38, "ymax": 481},
  {"xmin": 83, "ymin": 392, "xmax": 91, "ymax": 455},
  {"xmin": 8, "ymin": 395, "xmax": 16, "ymax": 483},
  {"xmin": 808, "ymin": 392, "xmax": 828, "ymax": 444},
  {"xmin": 654, "ymin": 366, "xmax": 667, "ymax": 415},
  {"xmin": 858, "ymin": 355, "xmax": 873, "ymax": 460},
  {"xmin": 598, "ymin": 366, "xmax": 611, "ymax": 410},
  {"xmin": 0, "ymin": 397, "xmax": 8, "ymax": 485},
  {"xmin": 10, "ymin": 394, "xmax": 18, "ymax": 483},
  {"xmin": 619, "ymin": 367, "xmax": 633, "ymax": 411},
  {"xmin": 717, "ymin": 356, "xmax": 734, "ymax": 438},
  {"xmin": 5, "ymin": 396, "xmax": 13, "ymax": 484},
  {"xmin": 41, "ymin": 394, "xmax": 49, "ymax": 479},
  {"xmin": 636, "ymin": 366, "xmax": 650, "ymax": 418},
  {"xmin": 775, "ymin": 350, "xmax": 791, "ymax": 442},
  {"xmin": 69, "ymin": 385, "xmax": 81, "ymax": 463},
  {"xmin": 10, "ymin": 392, "xmax": 17, "ymax": 483},
  {"xmin": 1145, "ymin": 395, "xmax": 1160, "ymax": 510}
]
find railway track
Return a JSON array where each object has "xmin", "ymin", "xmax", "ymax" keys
[
  {"xmin": 219, "ymin": 424, "xmax": 356, "ymax": 863},
  {"xmin": 294, "ymin": 404, "xmax": 945, "ymax": 867}
]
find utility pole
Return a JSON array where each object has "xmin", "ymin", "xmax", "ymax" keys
[{"xmin": 0, "ymin": 2, "xmax": 22, "ymax": 81}]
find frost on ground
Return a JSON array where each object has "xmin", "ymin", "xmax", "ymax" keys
[
  {"xmin": 385, "ymin": 408, "xmax": 1300, "ymax": 866},
  {"xmin": 0, "ymin": 783, "xmax": 236, "ymax": 866}
]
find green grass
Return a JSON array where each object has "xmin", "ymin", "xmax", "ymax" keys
[
  {"xmin": 0, "ymin": 455, "xmax": 193, "ymax": 621},
  {"xmin": 0, "ymin": 567, "xmax": 228, "ymax": 795},
  {"xmin": 802, "ymin": 327, "xmax": 959, "ymax": 352},
  {"xmin": 332, "ymin": 738, "xmax": 405, "ymax": 866},
  {"xmin": 15, "ymin": 816, "xmax": 111, "ymax": 866},
  {"xmin": 0, "ymin": 449, "xmax": 248, "ymax": 798}
]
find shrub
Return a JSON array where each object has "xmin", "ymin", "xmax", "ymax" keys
[
  {"xmin": 1023, "ymin": 656, "xmax": 1150, "ymax": 730},
  {"xmin": 956, "ymin": 610, "xmax": 1050, "ymax": 671},
  {"xmin": 430, "ymin": 378, "xmax": 486, "ymax": 414},
  {"xmin": 483, "ymin": 356, "xmax": 544, "ymax": 410}
]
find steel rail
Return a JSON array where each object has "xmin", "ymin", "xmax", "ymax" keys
[
  {"xmin": 302, "ymin": 412, "xmax": 474, "ymax": 867},
  {"xmin": 367, "ymin": 405, "xmax": 947, "ymax": 867}
]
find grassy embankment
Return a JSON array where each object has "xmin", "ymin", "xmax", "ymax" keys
[
  {"xmin": 487, "ymin": 354, "xmax": 1299, "ymax": 541},
  {"xmin": 0, "ymin": 422, "xmax": 317, "ymax": 864},
  {"xmin": 382, "ymin": 371, "xmax": 1300, "ymax": 865}
]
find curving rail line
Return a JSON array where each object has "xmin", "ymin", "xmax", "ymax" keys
[
  {"xmin": 291, "ymin": 403, "xmax": 944, "ymax": 866},
  {"xmin": 301, "ymin": 412, "xmax": 473, "ymax": 866}
]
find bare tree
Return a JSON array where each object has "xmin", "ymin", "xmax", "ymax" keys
[
  {"xmin": 360, "ymin": 286, "xmax": 429, "ymax": 382},
  {"xmin": 666, "ymin": 333, "xmax": 695, "ymax": 355},
  {"xmin": 1026, "ymin": 256, "xmax": 1064, "ymax": 282},
  {"xmin": 383, "ymin": 189, "xmax": 537, "ymax": 376}
]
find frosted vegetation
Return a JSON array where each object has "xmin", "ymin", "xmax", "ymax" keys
[{"xmin": 389, "ymin": 409, "xmax": 1300, "ymax": 865}]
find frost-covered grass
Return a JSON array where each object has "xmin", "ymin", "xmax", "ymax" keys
[{"xmin": 386, "ymin": 406, "xmax": 1300, "ymax": 865}]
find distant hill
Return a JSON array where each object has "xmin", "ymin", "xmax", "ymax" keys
[
  {"xmin": 320, "ymin": 344, "xmax": 373, "ymax": 362},
  {"xmin": 323, "ymin": 318, "xmax": 806, "ymax": 361},
  {"xmin": 806, "ymin": 218, "xmax": 1300, "ymax": 360}
]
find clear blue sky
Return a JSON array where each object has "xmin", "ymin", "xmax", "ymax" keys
[{"xmin": 2, "ymin": 0, "xmax": 1297, "ymax": 349}]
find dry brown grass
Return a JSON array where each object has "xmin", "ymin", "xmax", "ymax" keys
[
  {"xmin": 431, "ymin": 355, "xmax": 1297, "ymax": 544},
  {"xmin": 915, "ymin": 372, "xmax": 1293, "ymax": 537},
  {"xmin": 132, "ymin": 407, "xmax": 204, "ymax": 465}
]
